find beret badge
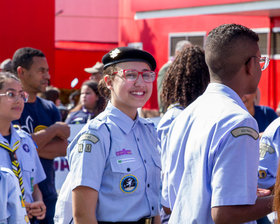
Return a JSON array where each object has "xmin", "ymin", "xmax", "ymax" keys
[{"xmin": 109, "ymin": 48, "xmax": 121, "ymax": 58}]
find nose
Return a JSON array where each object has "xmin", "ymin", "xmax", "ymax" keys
[
  {"xmin": 14, "ymin": 95, "xmax": 24, "ymax": 103},
  {"xmin": 44, "ymin": 71, "xmax": 51, "ymax": 80},
  {"xmin": 134, "ymin": 74, "xmax": 145, "ymax": 86}
]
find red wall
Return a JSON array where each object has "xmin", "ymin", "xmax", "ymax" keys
[
  {"xmin": 0, "ymin": 0, "xmax": 55, "ymax": 79},
  {"xmin": 54, "ymin": 44, "xmax": 117, "ymax": 89},
  {"xmin": 55, "ymin": 0, "xmax": 118, "ymax": 43}
]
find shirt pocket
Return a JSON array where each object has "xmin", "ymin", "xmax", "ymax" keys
[
  {"xmin": 151, "ymin": 153, "xmax": 161, "ymax": 170},
  {"xmin": 109, "ymin": 157, "xmax": 143, "ymax": 194},
  {"xmin": 110, "ymin": 157, "xmax": 141, "ymax": 174},
  {"xmin": 21, "ymin": 161, "xmax": 34, "ymax": 193},
  {"xmin": 150, "ymin": 153, "xmax": 161, "ymax": 193}
]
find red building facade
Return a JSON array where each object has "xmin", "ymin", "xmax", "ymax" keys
[
  {"xmin": 1, "ymin": 0, "xmax": 280, "ymax": 110},
  {"xmin": 118, "ymin": 0, "xmax": 280, "ymax": 109}
]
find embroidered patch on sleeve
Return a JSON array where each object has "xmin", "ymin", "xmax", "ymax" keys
[
  {"xmin": 231, "ymin": 127, "xmax": 259, "ymax": 140},
  {"xmin": 85, "ymin": 144, "xmax": 92, "ymax": 153},
  {"xmin": 258, "ymin": 170, "xmax": 267, "ymax": 179},
  {"xmin": 78, "ymin": 133, "xmax": 99, "ymax": 144},
  {"xmin": 259, "ymin": 143, "xmax": 275, "ymax": 158},
  {"xmin": 78, "ymin": 144, "xmax": 83, "ymax": 153}
]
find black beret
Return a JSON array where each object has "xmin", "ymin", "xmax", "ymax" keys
[{"xmin": 102, "ymin": 47, "xmax": 156, "ymax": 71}]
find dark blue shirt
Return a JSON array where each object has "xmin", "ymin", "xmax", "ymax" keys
[{"xmin": 254, "ymin": 105, "xmax": 278, "ymax": 132}]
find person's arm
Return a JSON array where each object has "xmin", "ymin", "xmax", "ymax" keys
[
  {"xmin": 37, "ymin": 137, "xmax": 68, "ymax": 159},
  {"xmin": 72, "ymin": 186, "xmax": 98, "ymax": 224},
  {"xmin": 31, "ymin": 121, "xmax": 70, "ymax": 149},
  {"xmin": 211, "ymin": 195, "xmax": 273, "ymax": 224}
]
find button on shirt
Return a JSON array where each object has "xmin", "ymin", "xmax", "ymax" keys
[
  {"xmin": 157, "ymin": 104, "xmax": 184, "ymax": 208},
  {"xmin": 55, "ymin": 102, "xmax": 161, "ymax": 223},
  {"xmin": 0, "ymin": 125, "xmax": 46, "ymax": 203},
  {"xmin": 258, "ymin": 117, "xmax": 280, "ymax": 189},
  {"xmin": 166, "ymin": 83, "xmax": 259, "ymax": 224},
  {"xmin": 0, "ymin": 167, "xmax": 29, "ymax": 224}
]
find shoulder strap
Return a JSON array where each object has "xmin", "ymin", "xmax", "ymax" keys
[{"xmin": 104, "ymin": 123, "xmax": 112, "ymax": 154}]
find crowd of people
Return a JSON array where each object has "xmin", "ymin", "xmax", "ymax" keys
[{"xmin": 1, "ymin": 23, "xmax": 280, "ymax": 224}]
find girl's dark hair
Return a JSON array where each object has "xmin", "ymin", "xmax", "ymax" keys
[
  {"xmin": 0, "ymin": 71, "xmax": 20, "ymax": 90},
  {"xmin": 98, "ymin": 65, "xmax": 116, "ymax": 100},
  {"xmin": 82, "ymin": 80, "xmax": 106, "ymax": 115},
  {"xmin": 160, "ymin": 45, "xmax": 210, "ymax": 112}
]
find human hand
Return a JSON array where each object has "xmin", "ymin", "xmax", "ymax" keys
[
  {"xmin": 25, "ymin": 202, "xmax": 33, "ymax": 219},
  {"xmin": 257, "ymin": 188, "xmax": 271, "ymax": 197},
  {"xmin": 51, "ymin": 122, "xmax": 70, "ymax": 139},
  {"xmin": 26, "ymin": 201, "xmax": 46, "ymax": 220}
]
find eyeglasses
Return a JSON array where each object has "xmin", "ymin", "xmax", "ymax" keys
[
  {"xmin": 0, "ymin": 90, "xmax": 29, "ymax": 102},
  {"xmin": 246, "ymin": 56, "xmax": 270, "ymax": 71},
  {"xmin": 113, "ymin": 69, "xmax": 156, "ymax": 83}
]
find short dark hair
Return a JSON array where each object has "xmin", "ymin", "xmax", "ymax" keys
[
  {"xmin": 161, "ymin": 45, "xmax": 210, "ymax": 111},
  {"xmin": 12, "ymin": 47, "xmax": 45, "ymax": 74},
  {"xmin": 205, "ymin": 24, "xmax": 259, "ymax": 80},
  {"xmin": 0, "ymin": 72, "xmax": 20, "ymax": 90}
]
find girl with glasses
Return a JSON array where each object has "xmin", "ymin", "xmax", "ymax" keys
[
  {"xmin": 55, "ymin": 47, "xmax": 161, "ymax": 224},
  {"xmin": 0, "ymin": 72, "xmax": 46, "ymax": 223}
]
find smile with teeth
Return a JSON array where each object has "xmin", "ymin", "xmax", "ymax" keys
[{"xmin": 131, "ymin": 91, "xmax": 145, "ymax": 96}]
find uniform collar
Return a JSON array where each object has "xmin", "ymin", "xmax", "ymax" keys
[
  {"xmin": 0, "ymin": 125, "xmax": 21, "ymax": 147},
  {"xmin": 105, "ymin": 102, "xmax": 148, "ymax": 134},
  {"xmin": 82, "ymin": 106, "xmax": 95, "ymax": 116},
  {"xmin": 206, "ymin": 83, "xmax": 247, "ymax": 111},
  {"xmin": 167, "ymin": 103, "xmax": 184, "ymax": 111}
]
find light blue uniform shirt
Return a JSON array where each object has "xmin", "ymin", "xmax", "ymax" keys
[
  {"xmin": 157, "ymin": 104, "xmax": 184, "ymax": 208},
  {"xmin": 0, "ymin": 125, "xmax": 46, "ymax": 203},
  {"xmin": 258, "ymin": 117, "xmax": 280, "ymax": 189},
  {"xmin": 167, "ymin": 83, "xmax": 259, "ymax": 224},
  {"xmin": 0, "ymin": 167, "xmax": 30, "ymax": 224},
  {"xmin": 55, "ymin": 102, "xmax": 161, "ymax": 223}
]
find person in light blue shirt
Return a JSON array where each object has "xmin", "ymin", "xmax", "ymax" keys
[
  {"xmin": 166, "ymin": 24, "xmax": 273, "ymax": 224},
  {"xmin": 55, "ymin": 47, "xmax": 161, "ymax": 224},
  {"xmin": 0, "ymin": 126, "xmax": 46, "ymax": 204},
  {"xmin": 157, "ymin": 45, "xmax": 209, "ymax": 219},
  {"xmin": 0, "ymin": 72, "xmax": 46, "ymax": 222},
  {"xmin": 0, "ymin": 167, "xmax": 30, "ymax": 224},
  {"xmin": 258, "ymin": 117, "xmax": 280, "ymax": 189}
]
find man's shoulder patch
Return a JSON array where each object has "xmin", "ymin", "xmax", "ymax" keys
[
  {"xmin": 231, "ymin": 127, "xmax": 259, "ymax": 140},
  {"xmin": 78, "ymin": 133, "xmax": 99, "ymax": 144}
]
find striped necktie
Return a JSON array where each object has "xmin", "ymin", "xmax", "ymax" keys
[{"xmin": 0, "ymin": 140, "xmax": 25, "ymax": 201}]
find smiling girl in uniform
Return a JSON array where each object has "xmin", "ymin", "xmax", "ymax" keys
[{"xmin": 55, "ymin": 47, "xmax": 161, "ymax": 224}]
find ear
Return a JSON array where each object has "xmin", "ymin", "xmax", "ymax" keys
[
  {"xmin": 17, "ymin": 66, "xmax": 25, "ymax": 79},
  {"xmin": 104, "ymin": 75, "xmax": 113, "ymax": 90},
  {"xmin": 245, "ymin": 57, "xmax": 254, "ymax": 76}
]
